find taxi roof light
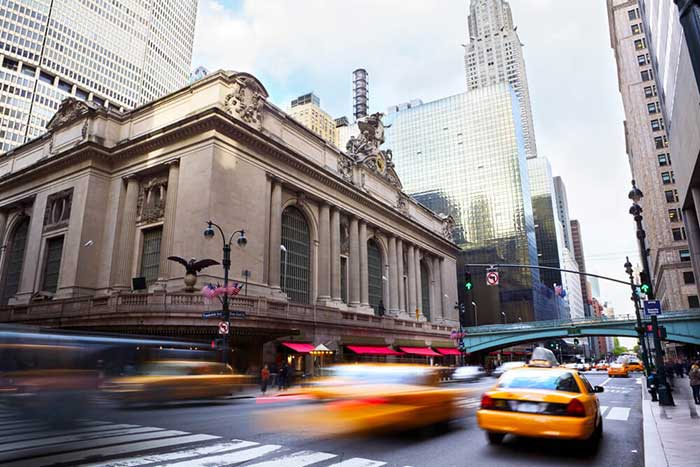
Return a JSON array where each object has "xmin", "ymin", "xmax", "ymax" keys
[
  {"xmin": 566, "ymin": 399, "xmax": 586, "ymax": 417},
  {"xmin": 527, "ymin": 347, "xmax": 559, "ymax": 367}
]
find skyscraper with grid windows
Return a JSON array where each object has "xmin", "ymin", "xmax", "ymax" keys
[{"xmin": 0, "ymin": 0, "xmax": 198, "ymax": 153}]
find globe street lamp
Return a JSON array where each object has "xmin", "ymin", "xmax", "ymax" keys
[
  {"xmin": 627, "ymin": 181, "xmax": 674, "ymax": 406},
  {"xmin": 203, "ymin": 221, "xmax": 247, "ymax": 366},
  {"xmin": 501, "ymin": 311, "xmax": 507, "ymax": 324}
]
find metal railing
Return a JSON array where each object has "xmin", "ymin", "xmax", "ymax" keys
[{"xmin": 464, "ymin": 308, "xmax": 700, "ymax": 334}]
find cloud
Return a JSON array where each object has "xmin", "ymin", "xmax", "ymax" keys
[{"xmin": 193, "ymin": 0, "xmax": 639, "ymax": 315}]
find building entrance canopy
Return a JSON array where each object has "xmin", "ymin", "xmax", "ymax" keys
[
  {"xmin": 346, "ymin": 345, "xmax": 402, "ymax": 356},
  {"xmin": 399, "ymin": 346, "xmax": 441, "ymax": 357},
  {"xmin": 281, "ymin": 342, "xmax": 315, "ymax": 353}
]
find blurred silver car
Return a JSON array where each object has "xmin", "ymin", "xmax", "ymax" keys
[
  {"xmin": 452, "ymin": 365, "xmax": 486, "ymax": 382},
  {"xmin": 492, "ymin": 361, "xmax": 526, "ymax": 378}
]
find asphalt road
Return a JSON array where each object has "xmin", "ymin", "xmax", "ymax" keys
[{"xmin": 0, "ymin": 372, "xmax": 645, "ymax": 467}]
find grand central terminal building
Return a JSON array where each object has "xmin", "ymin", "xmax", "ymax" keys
[{"xmin": 0, "ymin": 71, "xmax": 460, "ymax": 372}]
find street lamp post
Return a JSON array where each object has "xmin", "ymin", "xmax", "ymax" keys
[
  {"xmin": 501, "ymin": 311, "xmax": 507, "ymax": 324},
  {"xmin": 628, "ymin": 181, "xmax": 674, "ymax": 406},
  {"xmin": 203, "ymin": 221, "xmax": 247, "ymax": 367},
  {"xmin": 624, "ymin": 256, "xmax": 651, "ymax": 374},
  {"xmin": 280, "ymin": 244, "xmax": 288, "ymax": 292},
  {"xmin": 472, "ymin": 301, "xmax": 478, "ymax": 326}
]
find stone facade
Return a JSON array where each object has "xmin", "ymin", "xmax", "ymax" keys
[
  {"xmin": 608, "ymin": 0, "xmax": 697, "ymax": 311},
  {"xmin": 0, "ymin": 70, "xmax": 460, "ymax": 370}
]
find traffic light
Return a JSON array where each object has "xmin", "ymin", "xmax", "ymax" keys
[
  {"xmin": 639, "ymin": 271, "xmax": 654, "ymax": 299},
  {"xmin": 464, "ymin": 270, "xmax": 473, "ymax": 291},
  {"xmin": 458, "ymin": 302, "xmax": 467, "ymax": 327}
]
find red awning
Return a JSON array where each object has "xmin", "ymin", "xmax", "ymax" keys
[
  {"xmin": 400, "ymin": 347, "xmax": 442, "ymax": 357},
  {"xmin": 502, "ymin": 351, "xmax": 513, "ymax": 356},
  {"xmin": 436, "ymin": 347, "xmax": 462, "ymax": 356},
  {"xmin": 346, "ymin": 345, "xmax": 403, "ymax": 355},
  {"xmin": 282, "ymin": 342, "xmax": 315, "ymax": 353}
]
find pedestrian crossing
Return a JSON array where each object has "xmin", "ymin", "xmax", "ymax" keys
[{"xmin": 0, "ymin": 407, "xmax": 399, "ymax": 467}]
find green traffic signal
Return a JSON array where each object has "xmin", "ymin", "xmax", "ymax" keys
[
  {"xmin": 464, "ymin": 271, "xmax": 473, "ymax": 290},
  {"xmin": 465, "ymin": 282, "xmax": 473, "ymax": 290},
  {"xmin": 640, "ymin": 283, "xmax": 651, "ymax": 294}
]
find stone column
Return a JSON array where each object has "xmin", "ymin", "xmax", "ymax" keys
[
  {"xmin": 415, "ymin": 248, "xmax": 423, "ymax": 317},
  {"xmin": 349, "ymin": 217, "xmax": 360, "ymax": 306},
  {"xmin": 388, "ymin": 236, "xmax": 399, "ymax": 312},
  {"xmin": 268, "ymin": 180, "xmax": 283, "ymax": 289},
  {"xmin": 330, "ymin": 207, "xmax": 341, "ymax": 301},
  {"xmin": 159, "ymin": 160, "xmax": 180, "ymax": 279},
  {"xmin": 113, "ymin": 176, "xmax": 140, "ymax": 288},
  {"xmin": 441, "ymin": 258, "xmax": 450, "ymax": 320},
  {"xmin": 432, "ymin": 256, "xmax": 442, "ymax": 320},
  {"xmin": 397, "ymin": 239, "xmax": 405, "ymax": 313},
  {"xmin": 318, "ymin": 203, "xmax": 331, "ymax": 302},
  {"xmin": 359, "ymin": 221, "xmax": 369, "ymax": 306},
  {"xmin": 0, "ymin": 210, "xmax": 7, "ymax": 251},
  {"xmin": 684, "ymin": 202, "xmax": 700, "ymax": 298},
  {"xmin": 407, "ymin": 244, "xmax": 416, "ymax": 316}
]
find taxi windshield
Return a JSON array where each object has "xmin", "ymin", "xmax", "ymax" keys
[{"xmin": 498, "ymin": 370, "xmax": 580, "ymax": 393}]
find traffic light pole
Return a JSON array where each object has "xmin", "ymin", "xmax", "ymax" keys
[{"xmin": 625, "ymin": 257, "xmax": 651, "ymax": 375}]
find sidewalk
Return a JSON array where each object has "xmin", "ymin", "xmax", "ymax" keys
[
  {"xmin": 226, "ymin": 385, "xmax": 303, "ymax": 399},
  {"xmin": 643, "ymin": 376, "xmax": 700, "ymax": 467}
]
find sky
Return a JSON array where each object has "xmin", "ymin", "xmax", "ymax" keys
[{"xmin": 192, "ymin": 0, "xmax": 642, "ymax": 328}]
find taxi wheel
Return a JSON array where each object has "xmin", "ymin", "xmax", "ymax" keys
[{"xmin": 486, "ymin": 432, "xmax": 505, "ymax": 445}]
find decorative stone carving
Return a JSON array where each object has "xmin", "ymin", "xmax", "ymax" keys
[
  {"xmin": 337, "ymin": 154, "xmax": 353, "ymax": 182},
  {"xmin": 396, "ymin": 193, "xmax": 410, "ymax": 215},
  {"xmin": 224, "ymin": 74, "xmax": 269, "ymax": 129},
  {"xmin": 296, "ymin": 192, "xmax": 307, "ymax": 207},
  {"xmin": 344, "ymin": 112, "xmax": 401, "ymax": 189},
  {"xmin": 439, "ymin": 214, "xmax": 456, "ymax": 241},
  {"xmin": 47, "ymin": 98, "xmax": 94, "ymax": 131},
  {"xmin": 137, "ymin": 176, "xmax": 168, "ymax": 223},
  {"xmin": 43, "ymin": 188, "xmax": 73, "ymax": 231}
]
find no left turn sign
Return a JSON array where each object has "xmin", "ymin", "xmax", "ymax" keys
[
  {"xmin": 218, "ymin": 321, "xmax": 229, "ymax": 335},
  {"xmin": 486, "ymin": 271, "xmax": 500, "ymax": 286}
]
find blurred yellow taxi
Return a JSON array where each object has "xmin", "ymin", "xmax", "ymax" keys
[
  {"xmin": 264, "ymin": 364, "xmax": 464, "ymax": 435},
  {"xmin": 595, "ymin": 362, "xmax": 609, "ymax": 371},
  {"xmin": 607, "ymin": 362, "xmax": 629, "ymax": 378},
  {"xmin": 626, "ymin": 360, "xmax": 644, "ymax": 372},
  {"xmin": 105, "ymin": 360, "xmax": 253, "ymax": 404},
  {"xmin": 477, "ymin": 348, "xmax": 604, "ymax": 447}
]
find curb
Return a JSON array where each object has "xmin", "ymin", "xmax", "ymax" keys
[{"xmin": 642, "ymin": 379, "xmax": 669, "ymax": 467}]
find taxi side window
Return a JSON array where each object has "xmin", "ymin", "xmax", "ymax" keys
[
  {"xmin": 579, "ymin": 374, "xmax": 595, "ymax": 393},
  {"xmin": 555, "ymin": 373, "xmax": 580, "ymax": 393}
]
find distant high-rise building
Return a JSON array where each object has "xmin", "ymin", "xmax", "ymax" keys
[
  {"xmin": 553, "ymin": 176, "xmax": 575, "ymax": 251},
  {"xmin": 570, "ymin": 219, "xmax": 591, "ymax": 317},
  {"xmin": 0, "ymin": 0, "xmax": 199, "ymax": 153},
  {"xmin": 464, "ymin": 0, "xmax": 537, "ymax": 158},
  {"xmin": 561, "ymin": 248, "xmax": 584, "ymax": 320},
  {"xmin": 608, "ymin": 0, "xmax": 696, "ymax": 311},
  {"xmin": 288, "ymin": 93, "xmax": 338, "ymax": 145},
  {"xmin": 384, "ymin": 84, "xmax": 560, "ymax": 324}
]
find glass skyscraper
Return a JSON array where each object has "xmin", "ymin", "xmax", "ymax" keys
[
  {"xmin": 0, "ymin": 0, "xmax": 198, "ymax": 153},
  {"xmin": 385, "ymin": 84, "xmax": 557, "ymax": 324}
]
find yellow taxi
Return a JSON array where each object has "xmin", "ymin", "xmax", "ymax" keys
[
  {"xmin": 607, "ymin": 358, "xmax": 630, "ymax": 378},
  {"xmin": 626, "ymin": 360, "xmax": 644, "ymax": 372},
  {"xmin": 477, "ymin": 347, "xmax": 604, "ymax": 447},
  {"xmin": 263, "ymin": 364, "xmax": 464, "ymax": 435},
  {"xmin": 105, "ymin": 360, "xmax": 253, "ymax": 404},
  {"xmin": 595, "ymin": 362, "xmax": 609, "ymax": 371}
]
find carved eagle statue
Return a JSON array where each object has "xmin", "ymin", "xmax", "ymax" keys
[{"xmin": 167, "ymin": 257, "xmax": 220, "ymax": 276}]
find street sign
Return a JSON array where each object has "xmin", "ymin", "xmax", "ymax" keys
[
  {"xmin": 486, "ymin": 271, "xmax": 500, "ymax": 286},
  {"xmin": 230, "ymin": 310, "xmax": 247, "ymax": 319},
  {"xmin": 218, "ymin": 321, "xmax": 229, "ymax": 335},
  {"xmin": 202, "ymin": 310, "xmax": 224, "ymax": 319},
  {"xmin": 644, "ymin": 300, "xmax": 662, "ymax": 316}
]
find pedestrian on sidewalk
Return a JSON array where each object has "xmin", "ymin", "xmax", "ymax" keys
[
  {"xmin": 647, "ymin": 370, "xmax": 659, "ymax": 402},
  {"xmin": 261, "ymin": 364, "xmax": 270, "ymax": 395},
  {"xmin": 675, "ymin": 360, "xmax": 685, "ymax": 378},
  {"xmin": 689, "ymin": 363, "xmax": 700, "ymax": 404}
]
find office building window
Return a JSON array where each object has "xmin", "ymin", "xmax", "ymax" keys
[
  {"xmin": 42, "ymin": 236, "xmax": 64, "ymax": 293},
  {"xmin": 140, "ymin": 228, "xmax": 162, "ymax": 285},
  {"xmin": 680, "ymin": 249, "xmax": 691, "ymax": 262},
  {"xmin": 367, "ymin": 239, "xmax": 383, "ymax": 312},
  {"xmin": 628, "ymin": 9, "xmax": 638, "ymax": 20},
  {"xmin": 683, "ymin": 271, "xmax": 695, "ymax": 284},
  {"xmin": 340, "ymin": 256, "xmax": 348, "ymax": 303},
  {"xmin": 420, "ymin": 262, "xmax": 431, "ymax": 321},
  {"xmin": 635, "ymin": 38, "xmax": 647, "ymax": 50},
  {"xmin": 651, "ymin": 119, "xmax": 663, "ymax": 131},
  {"xmin": 631, "ymin": 23, "xmax": 642, "ymax": 35},
  {"xmin": 641, "ymin": 69, "xmax": 653, "ymax": 81},
  {"xmin": 647, "ymin": 102, "xmax": 658, "ymax": 114},
  {"xmin": 661, "ymin": 172, "xmax": 672, "ymax": 184},
  {"xmin": 658, "ymin": 154, "xmax": 668, "ymax": 166},
  {"xmin": 688, "ymin": 295, "xmax": 699, "ymax": 308},
  {"xmin": 665, "ymin": 190, "xmax": 675, "ymax": 203},
  {"xmin": 672, "ymin": 227, "xmax": 686, "ymax": 241},
  {"xmin": 669, "ymin": 209, "xmax": 681, "ymax": 222},
  {"xmin": 655, "ymin": 136, "xmax": 667, "ymax": 149},
  {"xmin": 644, "ymin": 85, "xmax": 657, "ymax": 97},
  {"xmin": 0, "ymin": 217, "xmax": 29, "ymax": 305}
]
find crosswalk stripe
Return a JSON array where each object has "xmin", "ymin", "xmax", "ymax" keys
[
  {"xmin": 0, "ymin": 424, "xmax": 138, "ymax": 444},
  {"xmin": 163, "ymin": 444, "xmax": 282, "ymax": 467},
  {"xmin": 84, "ymin": 439, "xmax": 259, "ymax": 467},
  {"xmin": 326, "ymin": 458, "xmax": 387, "ymax": 467},
  {"xmin": 606, "ymin": 407, "xmax": 631, "ymax": 421},
  {"xmin": 0, "ymin": 426, "xmax": 166, "ymax": 453},
  {"xmin": 599, "ymin": 405, "xmax": 609, "ymax": 416},
  {"xmin": 0, "ymin": 433, "xmax": 220, "ymax": 467},
  {"xmin": 245, "ymin": 450, "xmax": 337, "ymax": 467},
  {"xmin": 0, "ymin": 429, "xmax": 189, "ymax": 462}
]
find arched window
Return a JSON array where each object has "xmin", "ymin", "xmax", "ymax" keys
[
  {"xmin": 1, "ymin": 217, "xmax": 29, "ymax": 305},
  {"xmin": 280, "ymin": 206, "xmax": 310, "ymax": 304},
  {"xmin": 367, "ymin": 239, "xmax": 383, "ymax": 311},
  {"xmin": 421, "ymin": 262, "xmax": 431, "ymax": 320}
]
